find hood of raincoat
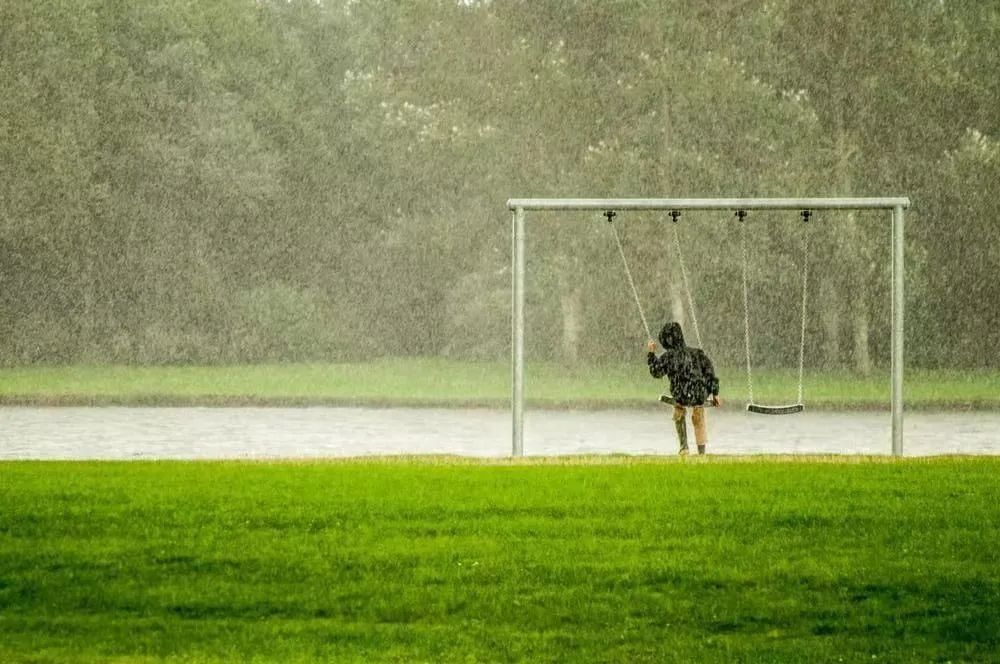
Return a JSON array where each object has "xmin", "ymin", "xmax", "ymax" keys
[{"xmin": 658, "ymin": 321, "xmax": 685, "ymax": 351}]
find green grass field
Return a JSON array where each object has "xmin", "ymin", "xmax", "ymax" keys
[
  {"xmin": 2, "ymin": 458, "xmax": 999, "ymax": 662},
  {"xmin": 0, "ymin": 359, "xmax": 997, "ymax": 409}
]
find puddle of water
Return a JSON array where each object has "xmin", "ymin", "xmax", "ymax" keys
[{"xmin": 1, "ymin": 407, "xmax": 998, "ymax": 459}]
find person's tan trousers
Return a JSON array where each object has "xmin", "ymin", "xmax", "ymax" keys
[{"xmin": 673, "ymin": 405, "xmax": 707, "ymax": 445}]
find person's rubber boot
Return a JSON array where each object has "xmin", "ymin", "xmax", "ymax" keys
[
  {"xmin": 674, "ymin": 418, "xmax": 689, "ymax": 456},
  {"xmin": 697, "ymin": 444, "xmax": 706, "ymax": 456}
]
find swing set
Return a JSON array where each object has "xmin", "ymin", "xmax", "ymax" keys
[{"xmin": 507, "ymin": 197, "xmax": 909, "ymax": 457}]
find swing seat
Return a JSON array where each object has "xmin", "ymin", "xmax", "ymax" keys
[
  {"xmin": 746, "ymin": 403, "xmax": 804, "ymax": 415},
  {"xmin": 659, "ymin": 394, "xmax": 717, "ymax": 407}
]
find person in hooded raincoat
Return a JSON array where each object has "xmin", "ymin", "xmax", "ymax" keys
[{"xmin": 647, "ymin": 321, "xmax": 721, "ymax": 455}]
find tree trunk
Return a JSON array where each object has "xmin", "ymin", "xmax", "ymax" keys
[
  {"xmin": 834, "ymin": 126, "xmax": 873, "ymax": 375},
  {"xmin": 560, "ymin": 286, "xmax": 582, "ymax": 362},
  {"xmin": 839, "ymin": 206, "xmax": 873, "ymax": 376},
  {"xmin": 853, "ymin": 303, "xmax": 872, "ymax": 376},
  {"xmin": 74, "ymin": 236, "xmax": 98, "ymax": 362},
  {"xmin": 670, "ymin": 281, "xmax": 686, "ymax": 336},
  {"xmin": 819, "ymin": 275, "xmax": 842, "ymax": 369}
]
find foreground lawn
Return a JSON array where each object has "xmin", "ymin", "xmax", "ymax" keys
[
  {"xmin": 1, "ymin": 458, "xmax": 999, "ymax": 662},
  {"xmin": 0, "ymin": 359, "xmax": 998, "ymax": 409}
]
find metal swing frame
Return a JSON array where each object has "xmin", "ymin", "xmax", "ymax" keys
[{"xmin": 507, "ymin": 197, "xmax": 910, "ymax": 457}]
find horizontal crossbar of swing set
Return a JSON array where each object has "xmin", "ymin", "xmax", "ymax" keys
[
  {"xmin": 507, "ymin": 197, "xmax": 910, "ymax": 210},
  {"xmin": 507, "ymin": 197, "xmax": 910, "ymax": 211}
]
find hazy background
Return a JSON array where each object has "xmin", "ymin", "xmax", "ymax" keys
[{"xmin": 2, "ymin": 1, "xmax": 997, "ymax": 373}]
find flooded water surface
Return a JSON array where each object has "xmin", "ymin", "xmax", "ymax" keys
[{"xmin": 1, "ymin": 407, "xmax": 998, "ymax": 459}]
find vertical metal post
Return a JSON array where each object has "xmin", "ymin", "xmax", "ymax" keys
[
  {"xmin": 511, "ymin": 207, "xmax": 526, "ymax": 456},
  {"xmin": 891, "ymin": 205, "xmax": 905, "ymax": 456}
]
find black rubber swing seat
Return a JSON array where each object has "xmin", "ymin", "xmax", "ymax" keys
[
  {"xmin": 746, "ymin": 403, "xmax": 804, "ymax": 415},
  {"xmin": 658, "ymin": 394, "xmax": 717, "ymax": 407}
]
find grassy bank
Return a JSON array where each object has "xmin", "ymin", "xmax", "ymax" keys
[
  {"xmin": 0, "ymin": 359, "xmax": 998, "ymax": 409},
  {"xmin": 1, "ymin": 458, "xmax": 998, "ymax": 662}
]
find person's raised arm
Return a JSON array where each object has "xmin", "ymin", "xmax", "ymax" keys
[{"xmin": 647, "ymin": 340, "xmax": 667, "ymax": 378}]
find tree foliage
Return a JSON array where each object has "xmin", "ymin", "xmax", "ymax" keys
[{"xmin": 1, "ymin": 0, "xmax": 997, "ymax": 368}]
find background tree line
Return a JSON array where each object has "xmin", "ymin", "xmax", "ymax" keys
[{"xmin": 1, "ymin": 0, "xmax": 997, "ymax": 371}]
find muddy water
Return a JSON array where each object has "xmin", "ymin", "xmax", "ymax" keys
[{"xmin": 1, "ymin": 407, "xmax": 998, "ymax": 459}]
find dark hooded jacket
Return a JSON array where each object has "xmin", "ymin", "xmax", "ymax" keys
[{"xmin": 647, "ymin": 322, "xmax": 720, "ymax": 407}]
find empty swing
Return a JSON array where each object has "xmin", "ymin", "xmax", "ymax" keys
[{"xmin": 738, "ymin": 209, "xmax": 812, "ymax": 415}]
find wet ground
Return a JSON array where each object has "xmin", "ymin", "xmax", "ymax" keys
[{"xmin": 1, "ymin": 406, "xmax": 998, "ymax": 459}]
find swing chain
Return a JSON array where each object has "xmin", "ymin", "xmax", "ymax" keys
[
  {"xmin": 797, "ymin": 211, "xmax": 811, "ymax": 404},
  {"xmin": 670, "ymin": 216, "xmax": 703, "ymax": 350},
  {"xmin": 606, "ymin": 211, "xmax": 652, "ymax": 341},
  {"xmin": 738, "ymin": 210, "xmax": 754, "ymax": 405}
]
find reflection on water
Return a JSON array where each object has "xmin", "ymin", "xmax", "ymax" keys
[{"xmin": 1, "ymin": 407, "xmax": 998, "ymax": 459}]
